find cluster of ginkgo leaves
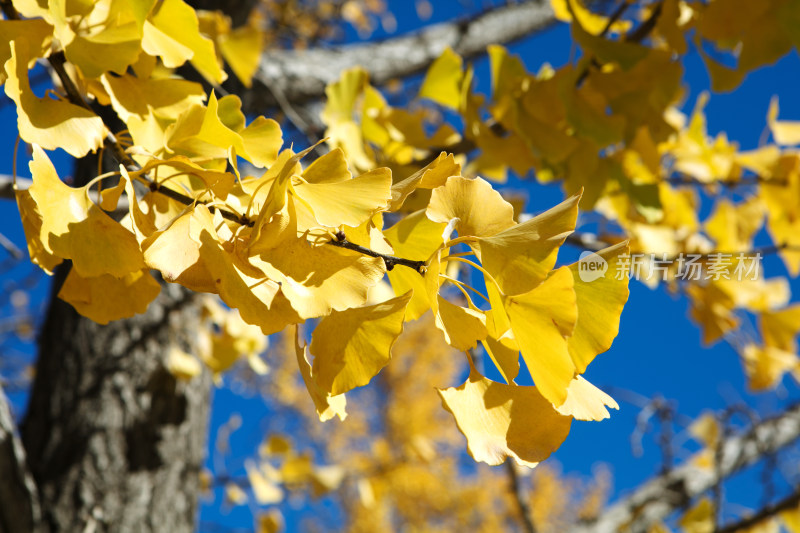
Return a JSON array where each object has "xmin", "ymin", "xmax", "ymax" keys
[
  {"xmin": 2, "ymin": 0, "xmax": 630, "ymax": 468},
  {"xmin": 318, "ymin": 0, "xmax": 800, "ymax": 394}
]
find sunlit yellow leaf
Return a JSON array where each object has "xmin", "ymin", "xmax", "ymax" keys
[
  {"xmin": 482, "ymin": 328, "xmax": 520, "ymax": 384},
  {"xmin": 687, "ymin": 282, "xmax": 738, "ymax": 345},
  {"xmin": 427, "ymin": 176, "xmax": 516, "ymax": 238},
  {"xmin": 679, "ymin": 497, "xmax": 714, "ymax": 533},
  {"xmin": 434, "ymin": 295, "xmax": 487, "ymax": 351},
  {"xmin": 768, "ymin": 96, "xmax": 800, "ymax": 146},
  {"xmin": 246, "ymin": 461, "xmax": 284, "ymax": 505},
  {"xmin": 742, "ymin": 343, "xmax": 797, "ymax": 391},
  {"xmin": 49, "ymin": 0, "xmax": 154, "ymax": 79},
  {"xmin": 101, "ymin": 73, "xmax": 205, "ymax": 122},
  {"xmin": 0, "ymin": 19, "xmax": 52, "ymax": 85},
  {"xmin": 310, "ymin": 292, "xmax": 411, "ymax": 395},
  {"xmin": 14, "ymin": 187, "xmax": 62, "ymax": 274},
  {"xmin": 255, "ymin": 236, "xmax": 386, "ymax": 319},
  {"xmin": 688, "ymin": 412, "xmax": 720, "ymax": 449},
  {"xmin": 29, "ymin": 146, "xmax": 145, "ymax": 278},
  {"xmin": 705, "ymin": 198, "xmax": 763, "ymax": 252},
  {"xmin": 567, "ymin": 242, "xmax": 630, "ymax": 373},
  {"xmin": 295, "ymin": 327, "xmax": 347, "ymax": 422},
  {"xmin": 142, "ymin": 0, "xmax": 225, "ymax": 83},
  {"xmin": 292, "ymin": 167, "xmax": 392, "ymax": 228},
  {"xmin": 141, "ymin": 206, "xmax": 217, "ymax": 292},
  {"xmin": 438, "ymin": 371, "xmax": 572, "ymax": 467},
  {"xmin": 322, "ymin": 67, "xmax": 374, "ymax": 171},
  {"xmin": 5, "ymin": 41, "xmax": 106, "ymax": 157},
  {"xmin": 550, "ymin": 0, "xmax": 631, "ymax": 35},
  {"xmin": 218, "ymin": 21, "xmax": 264, "ymax": 87},
  {"xmin": 419, "ymin": 47, "xmax": 463, "ymax": 109},
  {"xmin": 389, "ymin": 152, "xmax": 461, "ymax": 211},
  {"xmin": 505, "ymin": 267, "xmax": 577, "ymax": 407},
  {"xmin": 166, "ymin": 345, "xmax": 202, "ymax": 380},
  {"xmin": 479, "ymin": 193, "xmax": 580, "ymax": 295},
  {"xmin": 555, "ymin": 376, "xmax": 618, "ymax": 421},
  {"xmin": 302, "ymin": 148, "xmax": 351, "ymax": 184},
  {"xmin": 58, "ymin": 268, "xmax": 161, "ymax": 324},
  {"xmin": 761, "ymin": 304, "xmax": 800, "ymax": 352}
]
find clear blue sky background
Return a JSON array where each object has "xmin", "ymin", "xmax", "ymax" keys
[{"xmin": 2, "ymin": 1, "xmax": 800, "ymax": 531}]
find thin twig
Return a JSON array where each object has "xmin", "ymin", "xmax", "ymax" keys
[
  {"xmin": 328, "ymin": 236, "xmax": 427, "ymax": 273},
  {"xmin": 506, "ymin": 461, "xmax": 536, "ymax": 533}
]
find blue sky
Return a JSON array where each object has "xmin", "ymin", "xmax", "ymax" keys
[{"xmin": 2, "ymin": 1, "xmax": 800, "ymax": 531}]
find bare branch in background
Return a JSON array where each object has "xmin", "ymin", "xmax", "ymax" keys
[
  {"xmin": 244, "ymin": 0, "xmax": 555, "ymax": 111},
  {"xmin": 575, "ymin": 403, "xmax": 800, "ymax": 533}
]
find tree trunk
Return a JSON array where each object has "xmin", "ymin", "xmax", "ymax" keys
[{"xmin": 20, "ymin": 265, "xmax": 211, "ymax": 532}]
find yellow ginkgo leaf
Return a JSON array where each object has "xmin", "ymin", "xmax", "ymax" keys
[
  {"xmin": 194, "ymin": 213, "xmax": 302, "ymax": 335},
  {"xmin": 679, "ymin": 497, "xmax": 715, "ymax": 533},
  {"xmin": 141, "ymin": 207, "xmax": 217, "ymax": 292},
  {"xmin": 567, "ymin": 241, "xmax": 630, "ymax": 373},
  {"xmin": 550, "ymin": 0, "xmax": 631, "ymax": 35},
  {"xmin": 419, "ymin": 47, "xmax": 464, "ymax": 109},
  {"xmin": 98, "ymin": 178, "xmax": 126, "ymax": 212},
  {"xmin": 101, "ymin": 73, "xmax": 206, "ymax": 123},
  {"xmin": 322, "ymin": 67, "xmax": 374, "ymax": 171},
  {"xmin": 383, "ymin": 209, "xmax": 444, "ymax": 320},
  {"xmin": 438, "ymin": 371, "xmax": 572, "ymax": 467},
  {"xmin": 482, "ymin": 327, "xmax": 520, "ymax": 384},
  {"xmin": 245, "ymin": 461, "xmax": 284, "ymax": 505},
  {"xmin": 50, "ymin": 0, "xmax": 153, "ymax": 79},
  {"xmin": 555, "ymin": 375, "xmax": 618, "ymax": 421},
  {"xmin": 505, "ymin": 266, "xmax": 578, "ymax": 407},
  {"xmin": 310, "ymin": 291, "xmax": 411, "ymax": 396},
  {"xmin": 389, "ymin": 152, "xmax": 461, "ymax": 211},
  {"xmin": 434, "ymin": 295, "xmax": 488, "ymax": 351},
  {"xmin": 248, "ymin": 146, "xmax": 316, "ymax": 254},
  {"xmin": 29, "ymin": 146, "xmax": 145, "ymax": 278},
  {"xmin": 687, "ymin": 282, "xmax": 738, "ymax": 345},
  {"xmin": 768, "ymin": 96, "xmax": 800, "ymax": 146},
  {"xmin": 256, "ymin": 235, "xmax": 386, "ymax": 320},
  {"xmin": 704, "ymin": 198, "xmax": 763, "ymax": 252},
  {"xmin": 302, "ymin": 148, "xmax": 351, "ymax": 184},
  {"xmin": 761, "ymin": 304, "xmax": 800, "ymax": 352},
  {"xmin": 292, "ymin": 167, "xmax": 392, "ymax": 228},
  {"xmin": 5, "ymin": 41, "xmax": 106, "ymax": 158},
  {"xmin": 142, "ymin": 0, "xmax": 225, "ymax": 83},
  {"xmin": 201, "ymin": 298, "xmax": 268, "ymax": 376},
  {"xmin": 427, "ymin": 176, "xmax": 516, "ymax": 238},
  {"xmin": 58, "ymin": 268, "xmax": 161, "ymax": 324},
  {"xmin": 165, "ymin": 345, "xmax": 203, "ymax": 381},
  {"xmin": 478, "ymin": 193, "xmax": 580, "ymax": 295},
  {"xmin": 295, "ymin": 327, "xmax": 347, "ymax": 422},
  {"xmin": 742, "ymin": 343, "xmax": 797, "ymax": 391},
  {"xmin": 688, "ymin": 412, "xmax": 720, "ymax": 449},
  {"xmin": 0, "ymin": 19, "xmax": 52, "ymax": 85},
  {"xmin": 218, "ymin": 21, "xmax": 264, "ymax": 88},
  {"xmin": 14, "ymin": 187, "xmax": 62, "ymax": 274}
]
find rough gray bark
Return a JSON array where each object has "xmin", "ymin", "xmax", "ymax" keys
[
  {"xmin": 0, "ymin": 386, "xmax": 40, "ymax": 533},
  {"xmin": 21, "ymin": 272, "xmax": 210, "ymax": 533},
  {"xmin": 246, "ymin": 0, "xmax": 555, "ymax": 110},
  {"xmin": 575, "ymin": 403, "xmax": 800, "ymax": 533}
]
